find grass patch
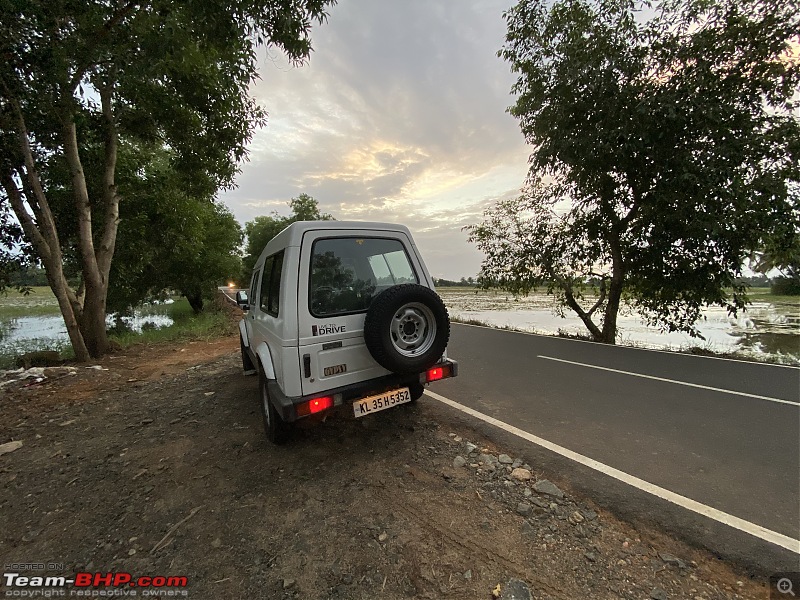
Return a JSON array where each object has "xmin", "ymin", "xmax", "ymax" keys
[
  {"xmin": 745, "ymin": 288, "xmax": 800, "ymax": 305},
  {"xmin": 108, "ymin": 297, "xmax": 235, "ymax": 349},
  {"xmin": 0, "ymin": 286, "xmax": 60, "ymax": 318}
]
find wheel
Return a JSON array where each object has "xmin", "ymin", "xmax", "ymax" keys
[
  {"xmin": 259, "ymin": 368, "xmax": 290, "ymax": 444},
  {"xmin": 240, "ymin": 336, "xmax": 256, "ymax": 374},
  {"xmin": 363, "ymin": 284, "xmax": 450, "ymax": 375}
]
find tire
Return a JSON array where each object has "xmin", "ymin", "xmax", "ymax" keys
[
  {"xmin": 408, "ymin": 382, "xmax": 424, "ymax": 403},
  {"xmin": 240, "ymin": 335, "xmax": 255, "ymax": 374},
  {"xmin": 364, "ymin": 284, "xmax": 450, "ymax": 375},
  {"xmin": 259, "ymin": 368, "xmax": 290, "ymax": 444}
]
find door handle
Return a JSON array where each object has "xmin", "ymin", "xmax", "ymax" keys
[{"xmin": 303, "ymin": 354, "xmax": 311, "ymax": 378}]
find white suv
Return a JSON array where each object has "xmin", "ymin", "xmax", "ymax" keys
[{"xmin": 237, "ymin": 221, "xmax": 458, "ymax": 443}]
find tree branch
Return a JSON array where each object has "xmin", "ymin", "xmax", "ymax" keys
[
  {"xmin": 560, "ymin": 278, "xmax": 603, "ymax": 340},
  {"xmin": 62, "ymin": 118, "xmax": 103, "ymax": 291},
  {"xmin": 586, "ymin": 277, "xmax": 608, "ymax": 318},
  {"xmin": 0, "ymin": 171, "xmax": 51, "ymax": 263},
  {"xmin": 67, "ymin": 0, "xmax": 144, "ymax": 92},
  {"xmin": 95, "ymin": 82, "xmax": 120, "ymax": 281},
  {"xmin": 4, "ymin": 94, "xmax": 64, "ymax": 252}
]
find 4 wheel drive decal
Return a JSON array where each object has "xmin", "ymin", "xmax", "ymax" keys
[{"xmin": 312, "ymin": 323, "xmax": 346, "ymax": 336}]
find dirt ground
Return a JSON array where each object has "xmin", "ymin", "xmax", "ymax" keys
[{"xmin": 0, "ymin": 333, "xmax": 774, "ymax": 599}]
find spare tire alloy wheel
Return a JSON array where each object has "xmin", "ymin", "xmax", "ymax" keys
[{"xmin": 364, "ymin": 284, "xmax": 450, "ymax": 375}]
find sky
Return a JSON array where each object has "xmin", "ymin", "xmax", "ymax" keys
[{"xmin": 217, "ymin": 0, "xmax": 532, "ymax": 280}]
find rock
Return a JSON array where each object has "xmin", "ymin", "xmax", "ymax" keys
[
  {"xmin": 569, "ymin": 510, "xmax": 585, "ymax": 524},
  {"xmin": 0, "ymin": 440, "xmax": 23, "ymax": 457},
  {"xmin": 499, "ymin": 578, "xmax": 532, "ymax": 600},
  {"xmin": 465, "ymin": 442, "xmax": 478, "ymax": 454},
  {"xmin": 283, "ymin": 579, "xmax": 296, "ymax": 590},
  {"xmin": 204, "ymin": 391, "xmax": 215, "ymax": 397},
  {"xmin": 453, "ymin": 436, "xmax": 462, "ymax": 443},
  {"xmin": 520, "ymin": 521, "xmax": 535, "ymax": 536},
  {"xmin": 531, "ymin": 497, "xmax": 549, "ymax": 509},
  {"xmin": 478, "ymin": 453, "xmax": 498, "ymax": 465},
  {"xmin": 58, "ymin": 420, "xmax": 76, "ymax": 427},
  {"xmin": 510, "ymin": 468, "xmax": 532, "ymax": 481},
  {"xmin": 211, "ymin": 538, "xmax": 222, "ymax": 548},
  {"xmin": 463, "ymin": 570, "xmax": 472, "ymax": 580},
  {"xmin": 581, "ymin": 508, "xmax": 598, "ymax": 521},
  {"xmin": 650, "ymin": 587, "xmax": 668, "ymax": 600},
  {"xmin": 533, "ymin": 479, "xmax": 564, "ymax": 498},
  {"xmin": 498, "ymin": 454, "xmax": 513, "ymax": 464},
  {"xmin": 378, "ymin": 532, "xmax": 388, "ymax": 542},
  {"xmin": 453, "ymin": 456, "xmax": 466, "ymax": 468},
  {"xmin": 659, "ymin": 552, "xmax": 687, "ymax": 569},
  {"xmin": 43, "ymin": 367, "xmax": 77, "ymax": 378},
  {"xmin": 511, "ymin": 459, "xmax": 523, "ymax": 469},
  {"xmin": 128, "ymin": 549, "xmax": 136, "ymax": 556},
  {"xmin": 584, "ymin": 552, "xmax": 597, "ymax": 562},
  {"xmin": 516, "ymin": 503, "xmax": 532, "ymax": 516}
]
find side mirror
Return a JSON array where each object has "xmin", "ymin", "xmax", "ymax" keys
[{"xmin": 235, "ymin": 291, "xmax": 250, "ymax": 311}]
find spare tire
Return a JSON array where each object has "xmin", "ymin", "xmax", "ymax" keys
[{"xmin": 363, "ymin": 284, "xmax": 450, "ymax": 375}]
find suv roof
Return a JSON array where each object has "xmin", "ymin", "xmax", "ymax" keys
[{"xmin": 262, "ymin": 220, "xmax": 414, "ymax": 258}]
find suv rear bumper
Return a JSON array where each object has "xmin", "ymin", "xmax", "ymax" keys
[{"xmin": 267, "ymin": 359, "xmax": 458, "ymax": 422}]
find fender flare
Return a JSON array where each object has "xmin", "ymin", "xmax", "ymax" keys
[
  {"xmin": 238, "ymin": 320, "xmax": 249, "ymax": 347},
  {"xmin": 254, "ymin": 342, "xmax": 276, "ymax": 380}
]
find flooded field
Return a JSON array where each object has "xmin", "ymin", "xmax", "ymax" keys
[
  {"xmin": 438, "ymin": 288, "xmax": 800, "ymax": 364},
  {"xmin": 0, "ymin": 288, "xmax": 174, "ymax": 360},
  {"xmin": 1, "ymin": 287, "xmax": 797, "ymax": 364}
]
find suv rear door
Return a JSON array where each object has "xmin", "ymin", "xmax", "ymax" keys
[{"xmin": 297, "ymin": 229, "xmax": 427, "ymax": 396}]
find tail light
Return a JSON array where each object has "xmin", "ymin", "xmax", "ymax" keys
[
  {"xmin": 296, "ymin": 396, "xmax": 333, "ymax": 417},
  {"xmin": 422, "ymin": 364, "xmax": 452, "ymax": 383}
]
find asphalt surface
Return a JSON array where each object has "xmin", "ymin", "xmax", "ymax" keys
[
  {"xmin": 222, "ymin": 286, "xmax": 800, "ymax": 571},
  {"xmin": 433, "ymin": 324, "xmax": 800, "ymax": 571}
]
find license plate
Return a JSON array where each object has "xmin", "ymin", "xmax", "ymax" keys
[{"xmin": 353, "ymin": 387, "xmax": 411, "ymax": 418}]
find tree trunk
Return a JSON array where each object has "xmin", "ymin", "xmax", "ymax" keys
[
  {"xmin": 600, "ymin": 239, "xmax": 626, "ymax": 344},
  {"xmin": 185, "ymin": 291, "xmax": 204, "ymax": 314}
]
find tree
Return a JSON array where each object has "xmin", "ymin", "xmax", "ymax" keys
[
  {"xmin": 106, "ymin": 150, "xmax": 244, "ymax": 314},
  {"xmin": 468, "ymin": 0, "xmax": 800, "ymax": 343},
  {"xmin": 0, "ymin": 0, "xmax": 334, "ymax": 360},
  {"xmin": 243, "ymin": 193, "xmax": 333, "ymax": 275}
]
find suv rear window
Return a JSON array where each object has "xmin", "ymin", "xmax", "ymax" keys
[{"xmin": 310, "ymin": 237, "xmax": 418, "ymax": 317}]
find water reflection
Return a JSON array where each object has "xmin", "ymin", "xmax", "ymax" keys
[{"xmin": 0, "ymin": 310, "xmax": 174, "ymax": 355}]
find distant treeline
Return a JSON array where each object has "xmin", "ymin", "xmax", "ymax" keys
[
  {"xmin": 433, "ymin": 277, "xmax": 476, "ymax": 287},
  {"xmin": 436, "ymin": 274, "xmax": 798, "ymax": 295}
]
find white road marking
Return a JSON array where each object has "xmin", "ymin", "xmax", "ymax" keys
[
  {"xmin": 538, "ymin": 355, "xmax": 800, "ymax": 407},
  {"xmin": 424, "ymin": 389, "xmax": 800, "ymax": 554}
]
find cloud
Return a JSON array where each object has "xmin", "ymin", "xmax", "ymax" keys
[{"xmin": 219, "ymin": 0, "xmax": 531, "ymax": 278}]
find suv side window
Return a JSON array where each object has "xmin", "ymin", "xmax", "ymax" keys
[
  {"xmin": 309, "ymin": 237, "xmax": 418, "ymax": 317},
  {"xmin": 260, "ymin": 256, "xmax": 274, "ymax": 314},
  {"xmin": 258, "ymin": 251, "xmax": 285, "ymax": 316},
  {"xmin": 268, "ymin": 251, "xmax": 284, "ymax": 316},
  {"xmin": 250, "ymin": 269, "xmax": 260, "ymax": 305}
]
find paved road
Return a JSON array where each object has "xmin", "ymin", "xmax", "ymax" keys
[{"xmin": 433, "ymin": 324, "xmax": 800, "ymax": 568}]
